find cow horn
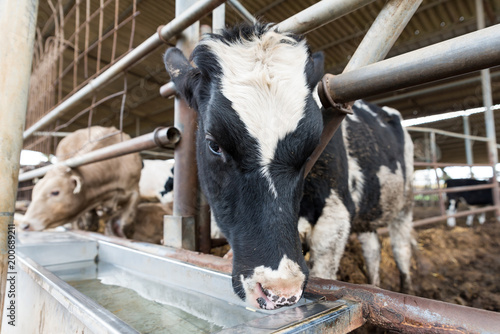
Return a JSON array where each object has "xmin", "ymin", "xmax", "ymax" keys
[{"xmin": 70, "ymin": 175, "xmax": 82, "ymax": 194}]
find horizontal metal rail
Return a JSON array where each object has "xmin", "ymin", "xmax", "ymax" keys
[
  {"xmin": 307, "ymin": 278, "xmax": 500, "ymax": 333},
  {"xmin": 322, "ymin": 24, "xmax": 500, "ymax": 103},
  {"xmin": 23, "ymin": 0, "xmax": 226, "ymax": 140},
  {"xmin": 412, "ymin": 205, "xmax": 497, "ymax": 228},
  {"xmin": 414, "ymin": 183, "xmax": 495, "ymax": 196},
  {"xmin": 18, "ymin": 127, "xmax": 180, "ymax": 182}
]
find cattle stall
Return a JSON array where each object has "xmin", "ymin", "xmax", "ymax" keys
[{"xmin": 3, "ymin": 0, "xmax": 500, "ymax": 332}]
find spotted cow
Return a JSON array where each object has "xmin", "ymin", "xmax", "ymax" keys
[
  {"xmin": 164, "ymin": 23, "xmax": 414, "ymax": 310},
  {"xmin": 445, "ymin": 178, "xmax": 493, "ymax": 227}
]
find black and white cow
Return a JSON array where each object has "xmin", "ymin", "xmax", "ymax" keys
[
  {"xmin": 164, "ymin": 23, "xmax": 414, "ymax": 310},
  {"xmin": 445, "ymin": 178, "xmax": 492, "ymax": 227}
]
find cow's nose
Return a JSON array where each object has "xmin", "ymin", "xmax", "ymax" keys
[{"xmin": 253, "ymin": 283, "xmax": 303, "ymax": 310}]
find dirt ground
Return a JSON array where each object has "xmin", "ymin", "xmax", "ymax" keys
[{"xmin": 338, "ymin": 207, "xmax": 500, "ymax": 313}]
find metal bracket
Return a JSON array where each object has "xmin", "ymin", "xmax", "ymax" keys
[{"xmin": 163, "ymin": 215, "xmax": 196, "ymax": 251}]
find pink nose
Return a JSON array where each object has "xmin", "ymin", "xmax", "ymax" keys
[{"xmin": 253, "ymin": 283, "xmax": 303, "ymax": 310}]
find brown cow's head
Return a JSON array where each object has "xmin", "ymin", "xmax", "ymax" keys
[{"xmin": 22, "ymin": 165, "xmax": 85, "ymax": 231}]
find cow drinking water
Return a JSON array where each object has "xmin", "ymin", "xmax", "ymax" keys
[
  {"xmin": 22, "ymin": 126, "xmax": 142, "ymax": 237},
  {"xmin": 164, "ymin": 23, "xmax": 414, "ymax": 310}
]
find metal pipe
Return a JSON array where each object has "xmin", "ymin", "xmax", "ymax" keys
[
  {"xmin": 0, "ymin": 0, "xmax": 39, "ymax": 329},
  {"xmin": 311, "ymin": 0, "xmax": 419, "ymax": 176},
  {"xmin": 212, "ymin": 2, "xmax": 225, "ymax": 33},
  {"xmin": 343, "ymin": 0, "xmax": 422, "ymax": 73},
  {"xmin": 276, "ymin": 0, "xmax": 375, "ymax": 35},
  {"xmin": 307, "ymin": 278, "xmax": 500, "ymax": 333},
  {"xmin": 322, "ymin": 24, "xmax": 500, "ymax": 104},
  {"xmin": 414, "ymin": 183, "xmax": 495, "ymax": 196},
  {"xmin": 407, "ymin": 126, "xmax": 490, "ymax": 142},
  {"xmin": 18, "ymin": 127, "xmax": 180, "ymax": 182},
  {"xmin": 477, "ymin": 0, "xmax": 500, "ymax": 221},
  {"xmin": 23, "ymin": 0, "xmax": 226, "ymax": 140},
  {"xmin": 227, "ymin": 0, "xmax": 256, "ymax": 24},
  {"xmin": 171, "ymin": 0, "xmax": 201, "ymax": 251},
  {"xmin": 371, "ymin": 71, "xmax": 500, "ymax": 105},
  {"xmin": 462, "ymin": 115, "xmax": 474, "ymax": 177}
]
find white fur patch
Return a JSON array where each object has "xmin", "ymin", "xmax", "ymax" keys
[
  {"xmin": 297, "ymin": 217, "xmax": 312, "ymax": 246},
  {"xmin": 357, "ymin": 232, "xmax": 381, "ymax": 286},
  {"xmin": 341, "ymin": 122, "xmax": 365, "ymax": 209},
  {"xmin": 241, "ymin": 254, "xmax": 305, "ymax": 303},
  {"xmin": 309, "ymin": 189, "xmax": 351, "ymax": 279},
  {"xmin": 202, "ymin": 31, "xmax": 310, "ymax": 197}
]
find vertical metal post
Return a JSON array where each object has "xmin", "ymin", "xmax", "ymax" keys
[
  {"xmin": 431, "ymin": 132, "xmax": 446, "ymax": 215},
  {"xmin": 0, "ymin": 0, "xmax": 38, "ymax": 329},
  {"xmin": 463, "ymin": 115, "xmax": 474, "ymax": 177},
  {"xmin": 476, "ymin": 0, "xmax": 500, "ymax": 220},
  {"xmin": 164, "ymin": 0, "xmax": 200, "ymax": 251},
  {"xmin": 213, "ymin": 3, "xmax": 225, "ymax": 33},
  {"xmin": 196, "ymin": 3, "xmax": 227, "ymax": 254}
]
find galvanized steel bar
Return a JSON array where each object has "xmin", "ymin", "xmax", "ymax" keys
[
  {"xmin": 462, "ymin": 115, "xmax": 474, "ymax": 177},
  {"xmin": 343, "ymin": 0, "xmax": 422, "ymax": 73},
  {"xmin": 170, "ymin": 0, "xmax": 201, "ymax": 252},
  {"xmin": 322, "ymin": 24, "xmax": 500, "ymax": 103},
  {"xmin": 307, "ymin": 0, "xmax": 419, "ymax": 177},
  {"xmin": 212, "ymin": 2, "xmax": 226, "ymax": 33},
  {"xmin": 0, "ymin": 0, "xmax": 38, "ymax": 329},
  {"xmin": 23, "ymin": 0, "xmax": 226, "ymax": 140},
  {"xmin": 227, "ymin": 0, "xmax": 256, "ymax": 24},
  {"xmin": 277, "ymin": 0, "xmax": 376, "ymax": 35},
  {"xmin": 307, "ymin": 278, "xmax": 500, "ymax": 333},
  {"xmin": 477, "ymin": 0, "xmax": 500, "ymax": 221},
  {"xmin": 18, "ymin": 127, "xmax": 180, "ymax": 182}
]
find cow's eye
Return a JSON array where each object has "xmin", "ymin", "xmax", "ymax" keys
[
  {"xmin": 207, "ymin": 140, "xmax": 222, "ymax": 156},
  {"xmin": 50, "ymin": 190, "xmax": 60, "ymax": 197}
]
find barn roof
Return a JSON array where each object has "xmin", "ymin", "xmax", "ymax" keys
[{"xmin": 27, "ymin": 0, "xmax": 500, "ymax": 165}]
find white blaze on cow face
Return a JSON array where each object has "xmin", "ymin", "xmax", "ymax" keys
[
  {"xmin": 240, "ymin": 255, "xmax": 306, "ymax": 310},
  {"xmin": 201, "ymin": 31, "xmax": 310, "ymax": 197}
]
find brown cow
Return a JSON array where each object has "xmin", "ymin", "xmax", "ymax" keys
[
  {"xmin": 130, "ymin": 202, "xmax": 173, "ymax": 244},
  {"xmin": 22, "ymin": 126, "xmax": 142, "ymax": 237}
]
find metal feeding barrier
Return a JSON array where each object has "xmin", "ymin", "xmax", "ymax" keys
[{"xmin": 2, "ymin": 0, "xmax": 500, "ymax": 332}]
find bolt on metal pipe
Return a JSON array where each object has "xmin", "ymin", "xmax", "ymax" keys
[{"xmin": 18, "ymin": 127, "xmax": 180, "ymax": 182}]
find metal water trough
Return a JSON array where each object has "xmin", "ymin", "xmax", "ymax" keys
[{"xmin": 4, "ymin": 231, "xmax": 362, "ymax": 333}]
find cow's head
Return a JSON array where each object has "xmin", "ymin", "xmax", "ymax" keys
[
  {"xmin": 164, "ymin": 23, "xmax": 324, "ymax": 310},
  {"xmin": 22, "ymin": 165, "xmax": 85, "ymax": 231}
]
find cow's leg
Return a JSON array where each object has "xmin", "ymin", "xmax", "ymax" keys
[
  {"xmin": 309, "ymin": 191, "xmax": 351, "ymax": 279},
  {"xmin": 466, "ymin": 214, "xmax": 474, "ymax": 226},
  {"xmin": 112, "ymin": 190, "xmax": 140, "ymax": 237},
  {"xmin": 357, "ymin": 231, "xmax": 381, "ymax": 286},
  {"xmin": 388, "ymin": 210, "xmax": 413, "ymax": 294},
  {"xmin": 478, "ymin": 212, "xmax": 486, "ymax": 224},
  {"xmin": 446, "ymin": 199, "xmax": 457, "ymax": 227}
]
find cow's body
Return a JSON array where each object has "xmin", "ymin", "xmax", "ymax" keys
[
  {"xmin": 139, "ymin": 159, "xmax": 175, "ymax": 204},
  {"xmin": 164, "ymin": 23, "xmax": 413, "ymax": 310},
  {"xmin": 23, "ymin": 126, "xmax": 142, "ymax": 236},
  {"xmin": 132, "ymin": 202, "xmax": 173, "ymax": 244},
  {"xmin": 445, "ymin": 178, "xmax": 492, "ymax": 226},
  {"xmin": 299, "ymin": 100, "xmax": 414, "ymax": 291}
]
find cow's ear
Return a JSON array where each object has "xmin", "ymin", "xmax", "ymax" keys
[
  {"xmin": 306, "ymin": 51, "xmax": 324, "ymax": 90},
  {"xmin": 70, "ymin": 175, "xmax": 82, "ymax": 194},
  {"xmin": 164, "ymin": 47, "xmax": 201, "ymax": 110}
]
